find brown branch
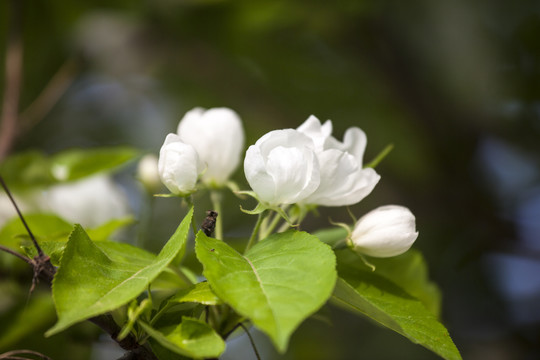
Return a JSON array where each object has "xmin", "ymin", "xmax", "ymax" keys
[
  {"xmin": 0, "ymin": 244, "xmax": 33, "ymax": 265},
  {"xmin": 0, "ymin": 349, "xmax": 53, "ymax": 360},
  {"xmin": 0, "ymin": 0, "xmax": 23, "ymax": 162},
  {"xmin": 0, "ymin": 176, "xmax": 44, "ymax": 257},
  {"xmin": 19, "ymin": 57, "xmax": 80, "ymax": 133}
]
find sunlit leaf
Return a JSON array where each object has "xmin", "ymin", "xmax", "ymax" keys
[
  {"xmin": 333, "ymin": 259, "xmax": 461, "ymax": 360},
  {"xmin": 85, "ymin": 217, "xmax": 134, "ymax": 241},
  {"xmin": 168, "ymin": 281, "xmax": 222, "ymax": 306},
  {"xmin": 313, "ymin": 226, "xmax": 348, "ymax": 247},
  {"xmin": 0, "ymin": 214, "xmax": 73, "ymax": 251},
  {"xmin": 46, "ymin": 207, "xmax": 193, "ymax": 336},
  {"xmin": 140, "ymin": 317, "xmax": 225, "ymax": 358},
  {"xmin": 0, "ymin": 151, "xmax": 54, "ymax": 190},
  {"xmin": 195, "ymin": 230, "xmax": 336, "ymax": 353},
  {"xmin": 50, "ymin": 147, "xmax": 139, "ymax": 181}
]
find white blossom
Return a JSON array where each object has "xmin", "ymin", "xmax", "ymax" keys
[
  {"xmin": 158, "ymin": 133, "xmax": 203, "ymax": 196},
  {"xmin": 297, "ymin": 116, "xmax": 380, "ymax": 206},
  {"xmin": 244, "ymin": 129, "xmax": 320, "ymax": 206},
  {"xmin": 0, "ymin": 192, "xmax": 36, "ymax": 228},
  {"xmin": 137, "ymin": 154, "xmax": 161, "ymax": 192},
  {"xmin": 43, "ymin": 175, "xmax": 131, "ymax": 228},
  {"xmin": 351, "ymin": 205, "xmax": 419, "ymax": 258},
  {"xmin": 177, "ymin": 107, "xmax": 244, "ymax": 186}
]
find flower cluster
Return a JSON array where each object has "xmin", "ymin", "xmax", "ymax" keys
[
  {"xmin": 158, "ymin": 107, "xmax": 244, "ymax": 195},
  {"xmin": 244, "ymin": 115, "xmax": 380, "ymax": 207},
  {"xmin": 156, "ymin": 108, "xmax": 418, "ymax": 258}
]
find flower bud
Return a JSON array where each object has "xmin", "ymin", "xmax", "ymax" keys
[
  {"xmin": 158, "ymin": 133, "xmax": 203, "ymax": 196},
  {"xmin": 351, "ymin": 205, "xmax": 418, "ymax": 258},
  {"xmin": 177, "ymin": 107, "xmax": 244, "ymax": 186},
  {"xmin": 298, "ymin": 116, "xmax": 380, "ymax": 207},
  {"xmin": 244, "ymin": 129, "xmax": 320, "ymax": 205},
  {"xmin": 137, "ymin": 154, "xmax": 161, "ymax": 193}
]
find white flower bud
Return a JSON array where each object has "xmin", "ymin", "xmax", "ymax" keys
[
  {"xmin": 137, "ymin": 154, "xmax": 161, "ymax": 192},
  {"xmin": 351, "ymin": 205, "xmax": 419, "ymax": 258},
  {"xmin": 244, "ymin": 129, "xmax": 320, "ymax": 206},
  {"xmin": 158, "ymin": 133, "xmax": 203, "ymax": 196},
  {"xmin": 177, "ymin": 107, "xmax": 244, "ymax": 186},
  {"xmin": 298, "ymin": 116, "xmax": 380, "ymax": 206}
]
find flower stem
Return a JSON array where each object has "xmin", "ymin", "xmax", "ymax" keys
[
  {"xmin": 184, "ymin": 196, "xmax": 198, "ymax": 235},
  {"xmin": 245, "ymin": 211, "xmax": 265, "ymax": 253},
  {"xmin": 137, "ymin": 192, "xmax": 154, "ymax": 248},
  {"xmin": 210, "ymin": 190, "xmax": 223, "ymax": 240},
  {"xmin": 365, "ymin": 143, "xmax": 394, "ymax": 168}
]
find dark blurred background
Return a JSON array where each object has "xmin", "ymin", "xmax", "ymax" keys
[{"xmin": 1, "ymin": 1, "xmax": 540, "ymax": 359}]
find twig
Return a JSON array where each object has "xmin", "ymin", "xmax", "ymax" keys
[
  {"xmin": 239, "ymin": 323, "xmax": 262, "ymax": 360},
  {"xmin": 19, "ymin": 57, "xmax": 80, "ymax": 133},
  {"xmin": 0, "ymin": 176, "xmax": 44, "ymax": 257},
  {"xmin": 0, "ymin": 176, "xmax": 157, "ymax": 360},
  {"xmin": 0, "ymin": 0, "xmax": 23, "ymax": 162},
  {"xmin": 0, "ymin": 349, "xmax": 53, "ymax": 360},
  {"xmin": 0, "ymin": 244, "xmax": 33, "ymax": 265}
]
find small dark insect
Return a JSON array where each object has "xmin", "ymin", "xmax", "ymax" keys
[
  {"xmin": 201, "ymin": 210, "xmax": 218, "ymax": 237},
  {"xmin": 210, "ymin": 248, "xmax": 215, "ymax": 252}
]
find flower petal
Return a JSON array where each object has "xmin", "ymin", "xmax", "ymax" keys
[
  {"xmin": 178, "ymin": 107, "xmax": 244, "ymax": 185},
  {"xmin": 351, "ymin": 205, "xmax": 419, "ymax": 257}
]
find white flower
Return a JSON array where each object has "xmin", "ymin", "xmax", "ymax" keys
[
  {"xmin": 42, "ymin": 175, "xmax": 131, "ymax": 228},
  {"xmin": 297, "ymin": 116, "xmax": 380, "ymax": 206},
  {"xmin": 137, "ymin": 154, "xmax": 161, "ymax": 192},
  {"xmin": 158, "ymin": 133, "xmax": 203, "ymax": 196},
  {"xmin": 244, "ymin": 129, "xmax": 320, "ymax": 206},
  {"xmin": 0, "ymin": 192, "xmax": 36, "ymax": 228},
  {"xmin": 350, "ymin": 205, "xmax": 419, "ymax": 258},
  {"xmin": 177, "ymin": 107, "xmax": 244, "ymax": 186}
]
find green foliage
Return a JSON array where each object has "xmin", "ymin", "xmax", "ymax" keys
[
  {"xmin": 333, "ymin": 256, "xmax": 461, "ymax": 360},
  {"xmin": 15, "ymin": 216, "xmax": 135, "ymax": 265},
  {"xmin": 0, "ymin": 151, "xmax": 55, "ymax": 190},
  {"xmin": 46, "ymin": 207, "xmax": 193, "ymax": 336},
  {"xmin": 140, "ymin": 318, "xmax": 226, "ymax": 358},
  {"xmin": 0, "ymin": 147, "xmax": 461, "ymax": 360},
  {"xmin": 0, "ymin": 293, "xmax": 56, "ymax": 350},
  {"xmin": 0, "ymin": 214, "xmax": 73, "ymax": 251},
  {"xmin": 313, "ymin": 226, "xmax": 348, "ymax": 246},
  {"xmin": 0, "ymin": 147, "xmax": 138, "ymax": 191},
  {"xmin": 49, "ymin": 147, "xmax": 139, "ymax": 182},
  {"xmin": 167, "ymin": 281, "xmax": 222, "ymax": 306},
  {"xmin": 85, "ymin": 217, "xmax": 134, "ymax": 241},
  {"xmin": 195, "ymin": 230, "xmax": 337, "ymax": 352}
]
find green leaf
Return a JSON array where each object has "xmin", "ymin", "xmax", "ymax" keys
[
  {"xmin": 85, "ymin": 217, "xmax": 134, "ymax": 241},
  {"xmin": 313, "ymin": 226, "xmax": 348, "ymax": 247},
  {"xmin": 0, "ymin": 147, "xmax": 138, "ymax": 192},
  {"xmin": 0, "ymin": 293, "xmax": 56, "ymax": 350},
  {"xmin": 140, "ymin": 317, "xmax": 225, "ymax": 358},
  {"xmin": 0, "ymin": 213, "xmax": 73, "ymax": 250},
  {"xmin": 149, "ymin": 339, "xmax": 189, "ymax": 360},
  {"xmin": 333, "ymin": 260, "xmax": 461, "ymax": 360},
  {"xmin": 195, "ymin": 230, "xmax": 336, "ymax": 353},
  {"xmin": 24, "ymin": 235, "xmax": 157, "ymax": 268},
  {"xmin": 168, "ymin": 281, "xmax": 222, "ymax": 306},
  {"xmin": 50, "ymin": 147, "xmax": 139, "ymax": 182},
  {"xmin": 362, "ymin": 250, "xmax": 441, "ymax": 316},
  {"xmin": 0, "ymin": 151, "xmax": 54, "ymax": 190},
  {"xmin": 118, "ymin": 298, "xmax": 153, "ymax": 341},
  {"xmin": 46, "ymin": 207, "xmax": 193, "ymax": 336}
]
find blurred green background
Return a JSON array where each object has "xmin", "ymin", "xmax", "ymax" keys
[{"xmin": 1, "ymin": 0, "xmax": 540, "ymax": 359}]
